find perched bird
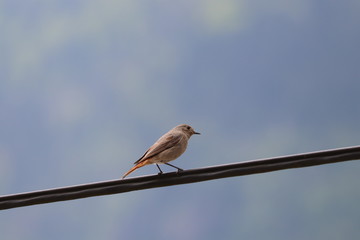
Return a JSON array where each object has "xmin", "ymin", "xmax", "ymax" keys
[{"xmin": 122, "ymin": 124, "xmax": 200, "ymax": 179}]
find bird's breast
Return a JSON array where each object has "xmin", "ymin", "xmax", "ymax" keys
[{"xmin": 156, "ymin": 137, "xmax": 188, "ymax": 163}]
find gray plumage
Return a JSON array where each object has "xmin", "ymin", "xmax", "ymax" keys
[{"xmin": 122, "ymin": 124, "xmax": 200, "ymax": 179}]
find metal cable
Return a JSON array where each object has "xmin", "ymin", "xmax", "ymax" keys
[{"xmin": 1, "ymin": 145, "xmax": 360, "ymax": 210}]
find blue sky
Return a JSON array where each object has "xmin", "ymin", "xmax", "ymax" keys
[{"xmin": 1, "ymin": 1, "xmax": 360, "ymax": 239}]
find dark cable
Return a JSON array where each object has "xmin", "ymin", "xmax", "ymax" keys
[{"xmin": 1, "ymin": 145, "xmax": 360, "ymax": 210}]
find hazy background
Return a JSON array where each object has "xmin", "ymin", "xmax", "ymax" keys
[{"xmin": 1, "ymin": 0, "xmax": 360, "ymax": 239}]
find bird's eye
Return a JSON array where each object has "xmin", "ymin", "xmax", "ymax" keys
[{"xmin": 187, "ymin": 126, "xmax": 190, "ymax": 130}]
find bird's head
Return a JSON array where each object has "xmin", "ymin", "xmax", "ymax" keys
[{"xmin": 175, "ymin": 124, "xmax": 200, "ymax": 137}]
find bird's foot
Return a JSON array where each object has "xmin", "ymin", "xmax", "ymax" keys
[{"xmin": 156, "ymin": 164, "xmax": 164, "ymax": 176}]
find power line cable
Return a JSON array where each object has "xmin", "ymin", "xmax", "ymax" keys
[{"xmin": 1, "ymin": 145, "xmax": 360, "ymax": 211}]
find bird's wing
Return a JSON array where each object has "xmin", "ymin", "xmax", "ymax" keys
[
  {"xmin": 134, "ymin": 149, "xmax": 150, "ymax": 164},
  {"xmin": 134, "ymin": 133, "xmax": 182, "ymax": 164}
]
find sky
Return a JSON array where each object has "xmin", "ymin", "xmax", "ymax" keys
[{"xmin": 1, "ymin": 0, "xmax": 360, "ymax": 239}]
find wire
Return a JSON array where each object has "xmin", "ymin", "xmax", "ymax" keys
[{"xmin": 1, "ymin": 145, "xmax": 360, "ymax": 211}]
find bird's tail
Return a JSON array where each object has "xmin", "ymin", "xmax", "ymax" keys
[{"xmin": 122, "ymin": 160, "xmax": 150, "ymax": 179}]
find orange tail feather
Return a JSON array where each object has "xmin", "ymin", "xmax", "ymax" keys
[{"xmin": 122, "ymin": 160, "xmax": 150, "ymax": 179}]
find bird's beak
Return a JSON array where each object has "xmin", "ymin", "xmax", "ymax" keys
[{"xmin": 194, "ymin": 131, "xmax": 201, "ymax": 135}]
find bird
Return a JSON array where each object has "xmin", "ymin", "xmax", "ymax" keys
[{"xmin": 122, "ymin": 124, "xmax": 200, "ymax": 179}]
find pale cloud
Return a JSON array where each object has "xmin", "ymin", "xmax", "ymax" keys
[
  {"xmin": 46, "ymin": 84, "xmax": 92, "ymax": 127},
  {"xmin": 114, "ymin": 61, "xmax": 179, "ymax": 126},
  {"xmin": 198, "ymin": 0, "xmax": 248, "ymax": 34},
  {"xmin": 191, "ymin": 0, "xmax": 312, "ymax": 34},
  {"xmin": 246, "ymin": 0, "xmax": 312, "ymax": 24},
  {"xmin": 0, "ymin": 147, "xmax": 13, "ymax": 193},
  {"xmin": 2, "ymin": 0, "xmax": 147, "ymax": 83}
]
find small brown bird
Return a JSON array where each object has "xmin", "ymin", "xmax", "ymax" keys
[{"xmin": 122, "ymin": 124, "xmax": 200, "ymax": 179}]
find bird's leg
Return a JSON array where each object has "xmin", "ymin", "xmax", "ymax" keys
[
  {"xmin": 156, "ymin": 164, "xmax": 163, "ymax": 175},
  {"xmin": 165, "ymin": 163, "xmax": 184, "ymax": 172}
]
